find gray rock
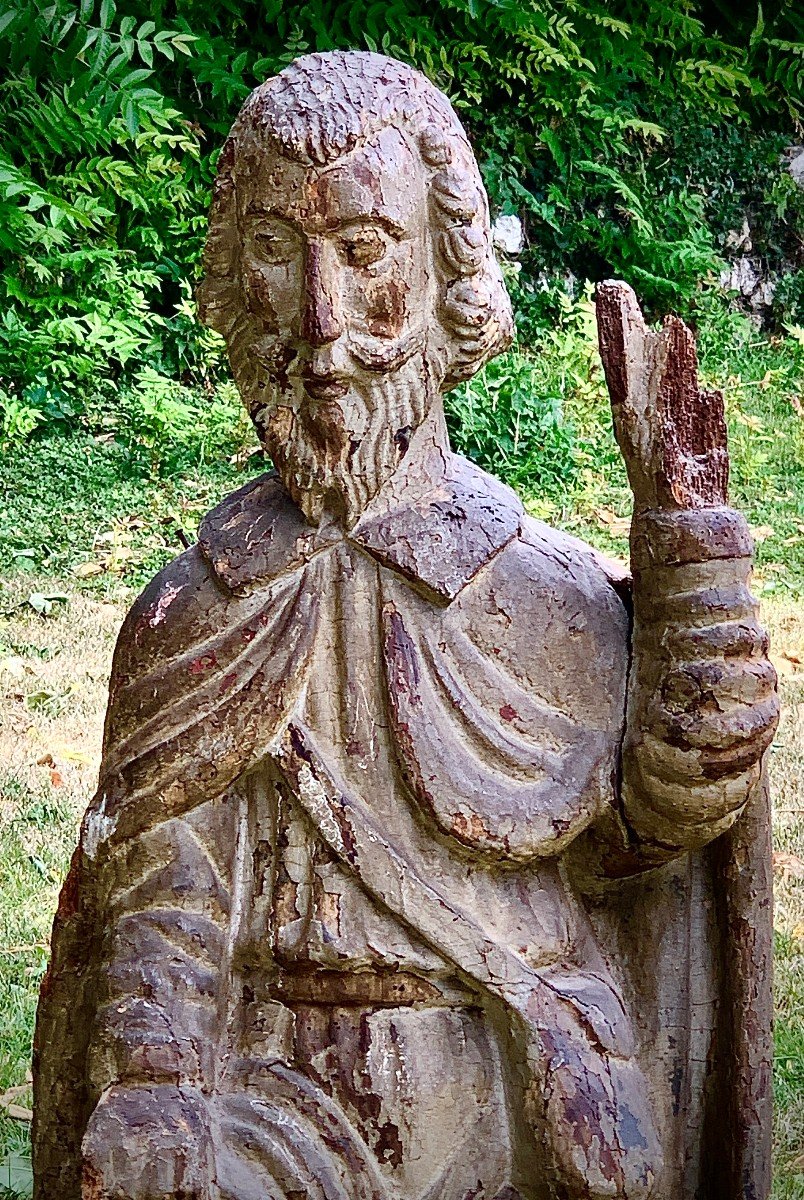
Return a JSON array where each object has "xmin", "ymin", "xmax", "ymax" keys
[{"xmin": 491, "ymin": 212, "xmax": 524, "ymax": 255}]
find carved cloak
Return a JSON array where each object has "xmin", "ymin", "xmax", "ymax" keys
[{"xmin": 33, "ymin": 462, "xmax": 772, "ymax": 1200}]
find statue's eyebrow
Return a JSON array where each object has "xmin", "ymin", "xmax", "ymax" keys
[
  {"xmin": 335, "ymin": 214, "xmax": 407, "ymax": 238},
  {"xmin": 243, "ymin": 202, "xmax": 406, "ymax": 238}
]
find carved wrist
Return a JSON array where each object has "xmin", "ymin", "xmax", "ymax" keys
[{"xmin": 629, "ymin": 507, "xmax": 753, "ymax": 573}]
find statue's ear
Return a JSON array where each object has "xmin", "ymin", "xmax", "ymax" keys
[{"xmin": 439, "ymin": 264, "xmax": 515, "ymax": 390}]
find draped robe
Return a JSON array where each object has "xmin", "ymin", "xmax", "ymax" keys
[{"xmin": 33, "ymin": 454, "xmax": 772, "ymax": 1200}]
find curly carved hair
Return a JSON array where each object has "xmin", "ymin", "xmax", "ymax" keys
[{"xmin": 198, "ymin": 51, "xmax": 513, "ymax": 394}]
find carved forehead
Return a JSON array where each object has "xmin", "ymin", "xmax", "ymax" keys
[{"xmin": 238, "ymin": 126, "xmax": 427, "ymax": 232}]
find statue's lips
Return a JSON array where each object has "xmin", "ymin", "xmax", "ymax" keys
[{"xmin": 302, "ymin": 377, "xmax": 350, "ymax": 401}]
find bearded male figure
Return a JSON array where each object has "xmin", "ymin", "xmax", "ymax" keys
[{"xmin": 34, "ymin": 53, "xmax": 779, "ymax": 1200}]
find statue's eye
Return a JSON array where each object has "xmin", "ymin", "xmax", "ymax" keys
[
  {"xmin": 253, "ymin": 227, "xmax": 298, "ymax": 263},
  {"xmin": 341, "ymin": 228, "xmax": 387, "ymax": 268}
]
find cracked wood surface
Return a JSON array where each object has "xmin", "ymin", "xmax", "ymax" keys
[{"xmin": 34, "ymin": 53, "xmax": 777, "ymax": 1200}]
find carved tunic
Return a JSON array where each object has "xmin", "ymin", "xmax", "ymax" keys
[{"xmin": 34, "ymin": 454, "xmax": 777, "ymax": 1200}]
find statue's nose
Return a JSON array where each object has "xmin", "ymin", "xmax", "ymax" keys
[{"xmin": 301, "ymin": 240, "xmax": 343, "ymax": 347}]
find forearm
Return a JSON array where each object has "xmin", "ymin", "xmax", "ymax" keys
[
  {"xmin": 86, "ymin": 817, "xmax": 229, "ymax": 1100},
  {"xmin": 621, "ymin": 507, "xmax": 778, "ymax": 857}
]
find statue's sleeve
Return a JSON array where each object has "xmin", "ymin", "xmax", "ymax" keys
[
  {"xmin": 80, "ymin": 541, "xmax": 318, "ymax": 1094},
  {"xmin": 84, "ymin": 541, "xmax": 318, "ymax": 849},
  {"xmin": 616, "ymin": 506, "xmax": 779, "ymax": 862},
  {"xmin": 33, "ymin": 542, "xmax": 318, "ymax": 1195},
  {"xmin": 34, "ymin": 546, "xmax": 239, "ymax": 1193}
]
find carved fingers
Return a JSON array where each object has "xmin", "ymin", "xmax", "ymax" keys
[{"xmin": 596, "ymin": 280, "xmax": 729, "ymax": 513}]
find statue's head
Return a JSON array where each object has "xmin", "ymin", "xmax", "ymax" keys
[{"xmin": 199, "ymin": 51, "xmax": 513, "ymax": 525}]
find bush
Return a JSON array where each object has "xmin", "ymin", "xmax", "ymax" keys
[
  {"xmin": 448, "ymin": 349, "xmax": 577, "ymax": 494},
  {"xmin": 1, "ymin": 0, "xmax": 803, "ymax": 422},
  {"xmin": 446, "ymin": 287, "xmax": 612, "ymax": 497},
  {"xmin": 113, "ymin": 372, "xmax": 253, "ymax": 475}
]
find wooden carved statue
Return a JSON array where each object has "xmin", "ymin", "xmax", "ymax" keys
[{"xmin": 34, "ymin": 52, "xmax": 779, "ymax": 1200}]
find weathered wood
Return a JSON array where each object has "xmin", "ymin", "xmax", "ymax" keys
[
  {"xmin": 597, "ymin": 279, "xmax": 730, "ymax": 512},
  {"xmin": 33, "ymin": 52, "xmax": 777, "ymax": 1200}
]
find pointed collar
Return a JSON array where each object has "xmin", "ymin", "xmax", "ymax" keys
[
  {"xmin": 198, "ymin": 450, "xmax": 522, "ymax": 604},
  {"xmin": 350, "ymin": 448, "xmax": 522, "ymax": 603}
]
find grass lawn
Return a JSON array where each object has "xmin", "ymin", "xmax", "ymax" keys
[{"xmin": 0, "ymin": 570, "xmax": 801, "ymax": 1197}]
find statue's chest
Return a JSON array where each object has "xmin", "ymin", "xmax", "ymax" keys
[
  {"xmin": 260, "ymin": 539, "xmax": 616, "ymax": 974},
  {"xmin": 293, "ymin": 538, "xmax": 626, "ymax": 863},
  {"xmin": 301, "ymin": 542, "xmax": 395, "ymax": 787}
]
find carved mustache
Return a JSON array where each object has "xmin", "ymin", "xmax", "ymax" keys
[
  {"xmin": 252, "ymin": 325, "xmax": 426, "ymax": 380},
  {"xmin": 346, "ymin": 326, "xmax": 425, "ymax": 371}
]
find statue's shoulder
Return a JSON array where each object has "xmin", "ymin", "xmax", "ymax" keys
[
  {"xmin": 106, "ymin": 471, "xmax": 312, "ymax": 746},
  {"xmin": 355, "ymin": 450, "xmax": 630, "ymax": 615},
  {"xmin": 435, "ymin": 503, "xmax": 632, "ymax": 726},
  {"xmin": 110, "ymin": 541, "xmax": 226, "ymax": 711},
  {"xmin": 198, "ymin": 469, "xmax": 327, "ymax": 593},
  {"xmin": 352, "ymin": 451, "xmax": 523, "ymax": 603},
  {"xmin": 502, "ymin": 510, "xmax": 631, "ymax": 608},
  {"xmin": 112, "ymin": 473, "xmax": 290, "ymax": 659},
  {"xmin": 446, "ymin": 468, "xmax": 632, "ymax": 661},
  {"xmin": 75, "ymin": 473, "xmax": 322, "ymax": 850}
]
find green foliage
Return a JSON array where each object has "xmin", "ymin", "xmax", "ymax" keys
[
  {"xmin": 0, "ymin": 372, "xmax": 257, "ymax": 588},
  {"xmin": 1, "ymin": 0, "xmax": 803, "ymax": 422},
  {"xmin": 776, "ymin": 270, "xmax": 804, "ymax": 327},
  {"xmin": 446, "ymin": 288, "xmax": 610, "ymax": 497},
  {"xmin": 447, "ymin": 351, "xmax": 576, "ymax": 495},
  {"xmin": 112, "ymin": 372, "xmax": 254, "ymax": 474},
  {"xmin": 0, "ymin": 0, "xmax": 215, "ymax": 409},
  {"xmin": 0, "ymin": 392, "xmax": 42, "ymax": 452},
  {"xmin": 0, "ymin": 427, "xmax": 252, "ymax": 586}
]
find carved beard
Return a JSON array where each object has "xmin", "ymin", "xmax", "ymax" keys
[{"xmin": 251, "ymin": 352, "xmax": 432, "ymax": 527}]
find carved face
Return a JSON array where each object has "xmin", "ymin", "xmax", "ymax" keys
[
  {"xmin": 238, "ymin": 125, "xmax": 432, "ymax": 407},
  {"xmin": 200, "ymin": 53, "xmax": 515, "ymax": 526}
]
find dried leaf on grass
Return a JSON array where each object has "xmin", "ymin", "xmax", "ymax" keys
[
  {"xmin": 73, "ymin": 562, "xmax": 104, "ymax": 579},
  {"xmin": 0, "ymin": 1087, "xmax": 32, "ymax": 1122},
  {"xmin": 26, "ymin": 592, "xmax": 68, "ymax": 616},
  {"xmin": 592, "ymin": 507, "xmax": 631, "ymax": 537},
  {"xmin": 3, "ymin": 1104, "xmax": 32, "ymax": 1122},
  {"xmin": 771, "ymin": 650, "xmax": 804, "ymax": 677},
  {"xmin": 59, "ymin": 744, "xmax": 93, "ymax": 765},
  {"xmin": 773, "ymin": 851, "xmax": 804, "ymax": 880}
]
